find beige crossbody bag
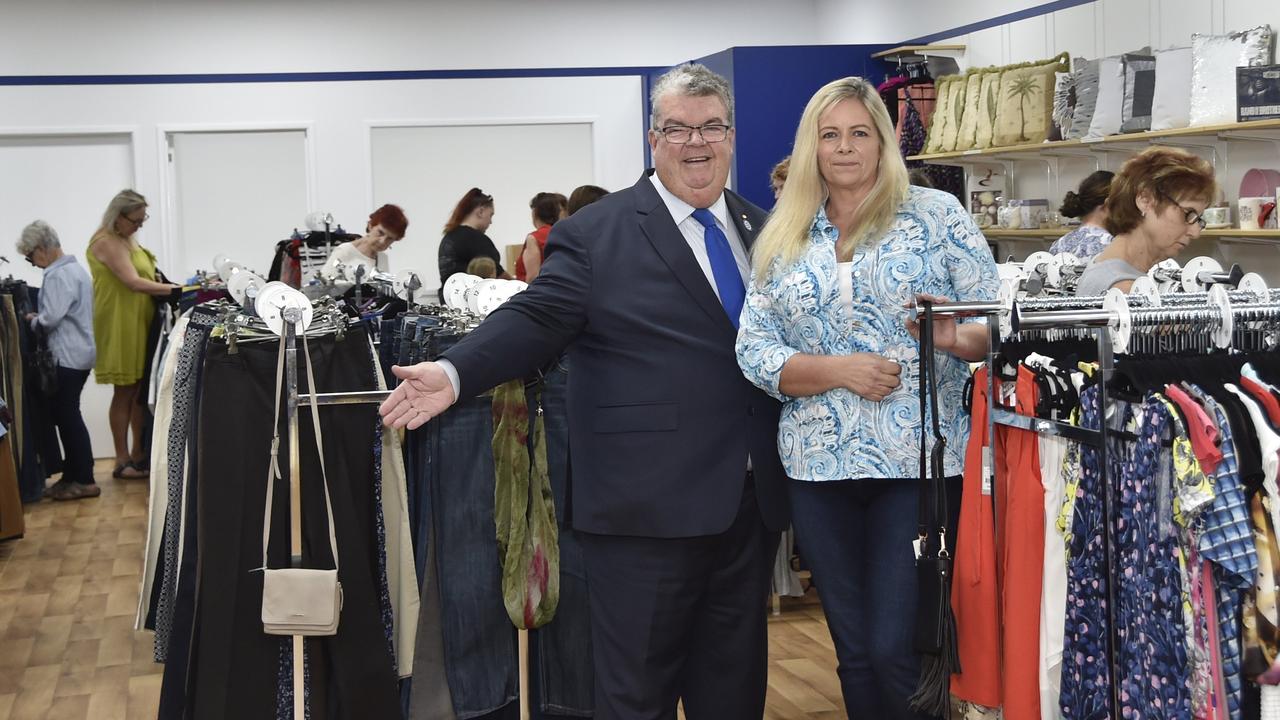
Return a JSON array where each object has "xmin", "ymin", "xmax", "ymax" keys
[{"xmin": 261, "ymin": 332, "xmax": 343, "ymax": 636}]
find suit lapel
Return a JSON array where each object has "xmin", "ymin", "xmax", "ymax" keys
[
  {"xmin": 724, "ymin": 191, "xmax": 761, "ymax": 253},
  {"xmin": 633, "ymin": 173, "xmax": 737, "ymax": 335}
]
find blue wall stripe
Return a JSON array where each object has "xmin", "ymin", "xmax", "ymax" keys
[
  {"xmin": 0, "ymin": 66, "xmax": 663, "ymax": 86},
  {"xmin": 905, "ymin": 0, "xmax": 1096, "ymax": 45}
]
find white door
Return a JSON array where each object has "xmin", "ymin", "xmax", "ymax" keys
[
  {"xmin": 0, "ymin": 132, "xmax": 134, "ymax": 458},
  {"xmin": 167, "ymin": 129, "xmax": 310, "ymax": 279},
  {"xmin": 371, "ymin": 122, "xmax": 595, "ymax": 290}
]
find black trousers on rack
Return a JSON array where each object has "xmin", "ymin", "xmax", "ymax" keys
[{"xmin": 190, "ymin": 329, "xmax": 400, "ymax": 720}]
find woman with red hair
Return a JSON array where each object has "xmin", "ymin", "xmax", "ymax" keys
[{"xmin": 320, "ymin": 203, "xmax": 409, "ymax": 282}]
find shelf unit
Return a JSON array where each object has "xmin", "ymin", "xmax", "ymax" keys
[
  {"xmin": 908, "ymin": 118, "xmax": 1280, "ymax": 165},
  {"xmin": 871, "ymin": 43, "xmax": 966, "ymax": 61},
  {"xmin": 913, "ymin": 119, "xmax": 1280, "ymax": 263},
  {"xmin": 983, "ymin": 228, "xmax": 1280, "ymax": 241}
]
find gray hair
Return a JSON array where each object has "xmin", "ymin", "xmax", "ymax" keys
[
  {"xmin": 17, "ymin": 220, "xmax": 60, "ymax": 256},
  {"xmin": 649, "ymin": 63, "xmax": 734, "ymax": 128},
  {"xmin": 99, "ymin": 188, "xmax": 147, "ymax": 234}
]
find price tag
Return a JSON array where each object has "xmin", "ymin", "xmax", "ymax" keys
[{"xmin": 981, "ymin": 446, "xmax": 994, "ymax": 496}]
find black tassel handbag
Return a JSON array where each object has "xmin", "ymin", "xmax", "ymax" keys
[{"xmin": 908, "ymin": 300, "xmax": 961, "ymax": 716}]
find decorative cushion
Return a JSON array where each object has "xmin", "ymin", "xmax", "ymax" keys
[
  {"xmin": 974, "ymin": 71, "xmax": 1002, "ymax": 149},
  {"xmin": 922, "ymin": 77, "xmax": 948, "ymax": 154},
  {"xmin": 1119, "ymin": 51, "xmax": 1157, "ymax": 133},
  {"xmin": 1086, "ymin": 56, "xmax": 1125, "ymax": 139},
  {"xmin": 1190, "ymin": 25, "xmax": 1275, "ymax": 127},
  {"xmin": 1067, "ymin": 57, "xmax": 1100, "ymax": 139},
  {"xmin": 924, "ymin": 74, "xmax": 965, "ymax": 153},
  {"xmin": 992, "ymin": 53, "xmax": 1071, "ymax": 147},
  {"xmin": 954, "ymin": 71, "xmax": 986, "ymax": 151},
  {"xmin": 1151, "ymin": 46, "xmax": 1193, "ymax": 130},
  {"xmin": 1051, "ymin": 71, "xmax": 1075, "ymax": 141}
]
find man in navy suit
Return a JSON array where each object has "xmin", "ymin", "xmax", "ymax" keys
[{"xmin": 381, "ymin": 63, "xmax": 787, "ymax": 720}]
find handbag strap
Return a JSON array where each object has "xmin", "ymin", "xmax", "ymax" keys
[
  {"xmin": 262, "ymin": 331, "xmax": 341, "ymax": 572},
  {"xmin": 915, "ymin": 301, "xmax": 950, "ymax": 550}
]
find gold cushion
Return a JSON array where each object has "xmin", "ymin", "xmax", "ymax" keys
[{"xmin": 992, "ymin": 53, "xmax": 1071, "ymax": 147}]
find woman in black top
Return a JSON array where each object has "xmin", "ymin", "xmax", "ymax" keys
[{"xmin": 438, "ymin": 188, "xmax": 507, "ymax": 297}]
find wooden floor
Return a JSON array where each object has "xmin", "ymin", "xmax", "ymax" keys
[{"xmin": 0, "ymin": 464, "xmax": 847, "ymax": 720}]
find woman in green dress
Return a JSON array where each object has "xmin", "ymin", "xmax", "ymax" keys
[{"xmin": 87, "ymin": 190, "xmax": 179, "ymax": 479}]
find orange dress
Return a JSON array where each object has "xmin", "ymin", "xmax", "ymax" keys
[
  {"xmin": 950, "ymin": 366, "xmax": 1001, "ymax": 705},
  {"xmin": 950, "ymin": 365, "xmax": 1045, "ymax": 720}
]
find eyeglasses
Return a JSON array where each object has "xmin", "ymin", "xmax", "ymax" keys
[
  {"xmin": 1155, "ymin": 188, "xmax": 1206, "ymax": 230},
  {"xmin": 23, "ymin": 253, "xmax": 34, "ymax": 266},
  {"xmin": 655, "ymin": 123, "xmax": 731, "ymax": 144},
  {"xmin": 123, "ymin": 213, "xmax": 149, "ymax": 226}
]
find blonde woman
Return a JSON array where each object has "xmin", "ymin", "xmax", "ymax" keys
[
  {"xmin": 88, "ymin": 190, "xmax": 179, "ymax": 479},
  {"xmin": 735, "ymin": 77, "xmax": 998, "ymax": 719}
]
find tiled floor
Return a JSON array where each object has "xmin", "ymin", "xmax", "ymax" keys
[{"xmin": 0, "ymin": 464, "xmax": 846, "ymax": 719}]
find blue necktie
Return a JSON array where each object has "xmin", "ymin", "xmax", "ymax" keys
[{"xmin": 691, "ymin": 208, "xmax": 745, "ymax": 328}]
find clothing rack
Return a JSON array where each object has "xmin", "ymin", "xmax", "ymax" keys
[
  {"xmin": 927, "ymin": 288, "xmax": 1280, "ymax": 717},
  {"xmin": 924, "ymin": 299, "xmax": 1120, "ymax": 714}
]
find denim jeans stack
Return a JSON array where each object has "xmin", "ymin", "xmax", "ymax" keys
[{"xmin": 376, "ymin": 311, "xmax": 593, "ymax": 720}]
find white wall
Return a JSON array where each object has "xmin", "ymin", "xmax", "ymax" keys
[
  {"xmin": 814, "ymin": 0, "xmax": 1051, "ymax": 45},
  {"xmin": 932, "ymin": 0, "xmax": 1280, "ymax": 69},
  {"xmin": 168, "ymin": 129, "xmax": 311, "ymax": 279},
  {"xmin": 0, "ymin": 0, "xmax": 820, "ymax": 75},
  {"xmin": 0, "ymin": 74, "xmax": 645, "ymax": 284},
  {"xmin": 0, "ymin": 134, "xmax": 135, "ymax": 459},
  {"xmin": 371, "ymin": 122, "xmax": 595, "ymax": 289}
]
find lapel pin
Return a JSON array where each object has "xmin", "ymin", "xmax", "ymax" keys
[{"xmin": 741, "ymin": 214, "xmax": 753, "ymax": 232}]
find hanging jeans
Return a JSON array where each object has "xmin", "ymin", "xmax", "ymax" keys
[
  {"xmin": 415, "ymin": 377, "xmax": 520, "ymax": 719},
  {"xmin": 529, "ymin": 358, "xmax": 594, "ymax": 717}
]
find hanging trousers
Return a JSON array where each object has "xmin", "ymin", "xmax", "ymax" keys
[{"xmin": 190, "ymin": 329, "xmax": 400, "ymax": 720}]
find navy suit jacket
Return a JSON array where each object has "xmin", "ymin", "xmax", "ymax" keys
[{"xmin": 442, "ymin": 170, "xmax": 788, "ymax": 537}]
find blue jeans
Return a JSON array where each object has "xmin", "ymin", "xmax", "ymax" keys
[
  {"xmin": 529, "ymin": 358, "xmax": 593, "ymax": 718},
  {"xmin": 432, "ymin": 383, "xmax": 519, "ymax": 718},
  {"xmin": 788, "ymin": 477, "xmax": 960, "ymax": 720}
]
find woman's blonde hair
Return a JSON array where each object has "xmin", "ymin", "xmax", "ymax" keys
[
  {"xmin": 751, "ymin": 76, "xmax": 908, "ymax": 283},
  {"xmin": 98, "ymin": 189, "xmax": 148, "ymax": 236}
]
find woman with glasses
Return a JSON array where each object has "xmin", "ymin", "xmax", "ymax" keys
[
  {"xmin": 1076, "ymin": 147, "xmax": 1215, "ymax": 296},
  {"xmin": 438, "ymin": 187, "xmax": 508, "ymax": 298},
  {"xmin": 16, "ymin": 221, "xmax": 98, "ymax": 500},
  {"xmin": 87, "ymin": 189, "xmax": 179, "ymax": 480}
]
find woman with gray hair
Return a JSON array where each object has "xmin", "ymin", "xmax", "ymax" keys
[
  {"xmin": 736, "ymin": 76, "xmax": 999, "ymax": 718},
  {"xmin": 18, "ymin": 220, "xmax": 98, "ymax": 500},
  {"xmin": 87, "ymin": 190, "xmax": 179, "ymax": 480}
]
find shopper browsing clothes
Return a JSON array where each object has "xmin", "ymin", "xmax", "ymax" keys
[
  {"xmin": 318, "ymin": 203, "xmax": 409, "ymax": 282},
  {"xmin": 515, "ymin": 191, "xmax": 567, "ymax": 281},
  {"xmin": 437, "ymin": 187, "xmax": 507, "ymax": 296},
  {"xmin": 382, "ymin": 63, "xmax": 788, "ymax": 720},
  {"xmin": 17, "ymin": 221, "xmax": 97, "ymax": 500},
  {"xmin": 1049, "ymin": 170, "xmax": 1115, "ymax": 260},
  {"xmin": 1076, "ymin": 147, "xmax": 1215, "ymax": 296},
  {"xmin": 736, "ymin": 76, "xmax": 999, "ymax": 720},
  {"xmin": 87, "ymin": 190, "xmax": 179, "ymax": 480},
  {"xmin": 566, "ymin": 184, "xmax": 609, "ymax": 216}
]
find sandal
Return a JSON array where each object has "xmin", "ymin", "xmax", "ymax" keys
[
  {"xmin": 51, "ymin": 482, "xmax": 101, "ymax": 501},
  {"xmin": 112, "ymin": 462, "xmax": 148, "ymax": 479}
]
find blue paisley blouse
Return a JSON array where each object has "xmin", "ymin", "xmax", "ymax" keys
[
  {"xmin": 1049, "ymin": 224, "xmax": 1113, "ymax": 260},
  {"xmin": 736, "ymin": 186, "xmax": 999, "ymax": 482}
]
